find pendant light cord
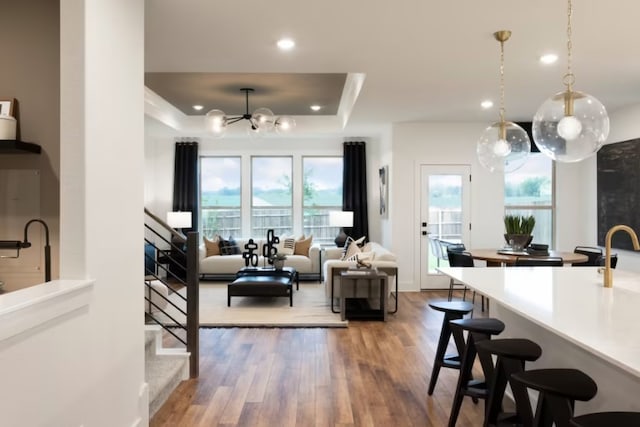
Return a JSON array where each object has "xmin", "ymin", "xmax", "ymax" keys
[
  {"xmin": 499, "ymin": 38, "xmax": 505, "ymax": 124},
  {"xmin": 563, "ymin": 0, "xmax": 575, "ymax": 91}
]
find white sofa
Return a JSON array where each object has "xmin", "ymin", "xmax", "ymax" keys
[
  {"xmin": 322, "ymin": 242, "xmax": 398, "ymax": 304},
  {"xmin": 199, "ymin": 238, "xmax": 322, "ymax": 280}
]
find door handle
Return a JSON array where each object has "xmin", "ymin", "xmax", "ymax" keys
[{"xmin": 422, "ymin": 231, "xmax": 428, "ymax": 236}]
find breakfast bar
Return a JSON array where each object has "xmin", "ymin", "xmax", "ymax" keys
[{"xmin": 437, "ymin": 266, "xmax": 640, "ymax": 414}]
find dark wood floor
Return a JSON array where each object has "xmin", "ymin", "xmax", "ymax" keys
[{"xmin": 151, "ymin": 290, "xmax": 488, "ymax": 427}]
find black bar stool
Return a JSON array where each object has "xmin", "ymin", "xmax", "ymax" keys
[
  {"xmin": 427, "ymin": 300, "xmax": 475, "ymax": 395},
  {"xmin": 570, "ymin": 412, "xmax": 640, "ymax": 427},
  {"xmin": 475, "ymin": 338, "xmax": 542, "ymax": 427},
  {"xmin": 510, "ymin": 369, "xmax": 597, "ymax": 427},
  {"xmin": 447, "ymin": 318, "xmax": 506, "ymax": 427}
]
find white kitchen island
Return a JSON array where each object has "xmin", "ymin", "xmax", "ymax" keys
[{"xmin": 437, "ymin": 266, "xmax": 640, "ymax": 414}]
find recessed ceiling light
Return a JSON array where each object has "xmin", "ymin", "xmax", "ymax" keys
[
  {"xmin": 310, "ymin": 105, "xmax": 321, "ymax": 111},
  {"xmin": 277, "ymin": 38, "xmax": 295, "ymax": 50},
  {"xmin": 539, "ymin": 53, "xmax": 558, "ymax": 65},
  {"xmin": 193, "ymin": 105, "xmax": 204, "ymax": 111},
  {"xmin": 480, "ymin": 100, "xmax": 494, "ymax": 109}
]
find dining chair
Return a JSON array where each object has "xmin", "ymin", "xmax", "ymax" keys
[
  {"xmin": 429, "ymin": 237, "xmax": 444, "ymax": 267},
  {"xmin": 595, "ymin": 253, "xmax": 618, "ymax": 269},
  {"xmin": 446, "ymin": 249, "xmax": 486, "ymax": 312},
  {"xmin": 514, "ymin": 257, "xmax": 563, "ymax": 266},
  {"xmin": 446, "ymin": 249, "xmax": 472, "ymax": 302},
  {"xmin": 440, "ymin": 240, "xmax": 466, "ymax": 261},
  {"xmin": 573, "ymin": 246, "xmax": 603, "ymax": 266}
]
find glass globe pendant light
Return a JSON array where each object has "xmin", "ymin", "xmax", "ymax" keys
[
  {"xmin": 203, "ymin": 88, "xmax": 296, "ymax": 137},
  {"xmin": 477, "ymin": 30, "xmax": 531, "ymax": 173},
  {"xmin": 532, "ymin": 0, "xmax": 609, "ymax": 162},
  {"xmin": 204, "ymin": 109, "xmax": 227, "ymax": 138}
]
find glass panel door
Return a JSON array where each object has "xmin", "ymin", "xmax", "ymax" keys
[{"xmin": 419, "ymin": 165, "xmax": 471, "ymax": 289}]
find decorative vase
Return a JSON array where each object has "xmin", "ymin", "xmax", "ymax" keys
[
  {"xmin": 273, "ymin": 259, "xmax": 285, "ymax": 270},
  {"xmin": 504, "ymin": 234, "xmax": 533, "ymax": 251}
]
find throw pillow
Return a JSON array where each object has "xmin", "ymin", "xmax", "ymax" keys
[
  {"xmin": 342, "ymin": 241, "xmax": 361, "ymax": 261},
  {"xmin": 346, "ymin": 250, "xmax": 374, "ymax": 263},
  {"xmin": 341, "ymin": 236, "xmax": 355, "ymax": 258},
  {"xmin": 219, "ymin": 236, "xmax": 241, "ymax": 256},
  {"xmin": 294, "ymin": 235, "xmax": 313, "ymax": 256},
  {"xmin": 277, "ymin": 235, "xmax": 296, "ymax": 255},
  {"xmin": 203, "ymin": 235, "xmax": 220, "ymax": 257},
  {"xmin": 228, "ymin": 236, "xmax": 241, "ymax": 255}
]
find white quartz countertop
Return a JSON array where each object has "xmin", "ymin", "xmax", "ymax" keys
[{"xmin": 437, "ymin": 266, "xmax": 640, "ymax": 377}]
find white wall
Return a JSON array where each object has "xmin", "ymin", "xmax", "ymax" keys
[
  {"xmin": 0, "ymin": 1, "xmax": 146, "ymax": 427},
  {"xmin": 376, "ymin": 127, "xmax": 393, "ymax": 249},
  {"xmin": 391, "ymin": 122, "xmax": 506, "ymax": 291}
]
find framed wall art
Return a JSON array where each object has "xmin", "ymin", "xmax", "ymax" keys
[
  {"xmin": 0, "ymin": 98, "xmax": 16, "ymax": 117},
  {"xmin": 379, "ymin": 165, "xmax": 389, "ymax": 218},
  {"xmin": 597, "ymin": 138, "xmax": 640, "ymax": 249}
]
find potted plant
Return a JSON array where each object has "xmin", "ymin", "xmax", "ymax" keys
[
  {"xmin": 270, "ymin": 253, "xmax": 287, "ymax": 270},
  {"xmin": 504, "ymin": 214, "xmax": 535, "ymax": 250}
]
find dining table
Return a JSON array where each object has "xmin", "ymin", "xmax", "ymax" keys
[{"xmin": 468, "ymin": 248, "xmax": 588, "ymax": 267}]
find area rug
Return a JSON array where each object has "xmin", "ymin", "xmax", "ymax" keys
[{"xmin": 157, "ymin": 283, "xmax": 347, "ymax": 328}]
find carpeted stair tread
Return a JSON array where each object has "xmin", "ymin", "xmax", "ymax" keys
[
  {"xmin": 146, "ymin": 352, "xmax": 188, "ymax": 417},
  {"xmin": 145, "ymin": 329, "xmax": 157, "ymax": 358},
  {"xmin": 145, "ymin": 326, "xmax": 188, "ymax": 417}
]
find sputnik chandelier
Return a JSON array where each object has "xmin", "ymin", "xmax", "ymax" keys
[
  {"xmin": 204, "ymin": 88, "xmax": 296, "ymax": 137},
  {"xmin": 477, "ymin": 30, "xmax": 531, "ymax": 173},
  {"xmin": 532, "ymin": 0, "xmax": 609, "ymax": 162}
]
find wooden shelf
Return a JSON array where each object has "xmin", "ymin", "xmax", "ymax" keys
[{"xmin": 0, "ymin": 140, "xmax": 41, "ymax": 154}]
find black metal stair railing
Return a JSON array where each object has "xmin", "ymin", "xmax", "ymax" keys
[{"xmin": 144, "ymin": 208, "xmax": 199, "ymax": 378}]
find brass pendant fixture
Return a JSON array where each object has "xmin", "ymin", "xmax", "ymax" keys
[
  {"xmin": 477, "ymin": 30, "xmax": 531, "ymax": 173},
  {"xmin": 532, "ymin": 0, "xmax": 609, "ymax": 162}
]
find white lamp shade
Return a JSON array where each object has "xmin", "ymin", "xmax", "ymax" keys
[
  {"xmin": 167, "ymin": 211, "xmax": 192, "ymax": 228},
  {"xmin": 329, "ymin": 211, "xmax": 354, "ymax": 227}
]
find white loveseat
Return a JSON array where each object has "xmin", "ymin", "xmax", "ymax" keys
[
  {"xmin": 322, "ymin": 242, "xmax": 398, "ymax": 305},
  {"xmin": 199, "ymin": 238, "xmax": 321, "ymax": 280}
]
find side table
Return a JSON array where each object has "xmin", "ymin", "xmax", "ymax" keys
[{"xmin": 339, "ymin": 270, "xmax": 388, "ymax": 321}]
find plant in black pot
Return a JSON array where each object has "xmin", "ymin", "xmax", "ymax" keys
[
  {"xmin": 270, "ymin": 253, "xmax": 287, "ymax": 270},
  {"xmin": 504, "ymin": 214, "xmax": 535, "ymax": 251}
]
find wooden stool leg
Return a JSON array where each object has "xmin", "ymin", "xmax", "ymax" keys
[
  {"xmin": 447, "ymin": 334, "xmax": 478, "ymax": 427},
  {"xmin": 428, "ymin": 312, "xmax": 463, "ymax": 395}
]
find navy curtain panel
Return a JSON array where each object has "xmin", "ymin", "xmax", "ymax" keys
[
  {"xmin": 343, "ymin": 141, "xmax": 369, "ymax": 240},
  {"xmin": 172, "ymin": 141, "xmax": 199, "ymax": 233}
]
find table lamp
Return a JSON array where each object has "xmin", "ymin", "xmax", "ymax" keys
[
  {"xmin": 166, "ymin": 211, "xmax": 192, "ymax": 231},
  {"xmin": 329, "ymin": 211, "xmax": 353, "ymax": 247}
]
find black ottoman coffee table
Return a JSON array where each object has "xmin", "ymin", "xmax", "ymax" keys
[
  {"xmin": 236, "ymin": 266, "xmax": 299, "ymax": 290},
  {"xmin": 228, "ymin": 273, "xmax": 295, "ymax": 307}
]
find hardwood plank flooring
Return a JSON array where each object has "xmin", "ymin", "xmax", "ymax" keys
[{"xmin": 151, "ymin": 290, "xmax": 488, "ymax": 427}]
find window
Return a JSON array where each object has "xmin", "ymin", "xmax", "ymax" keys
[
  {"xmin": 251, "ymin": 157, "xmax": 293, "ymax": 237},
  {"xmin": 303, "ymin": 157, "xmax": 343, "ymax": 244},
  {"xmin": 200, "ymin": 157, "xmax": 241, "ymax": 238},
  {"xmin": 199, "ymin": 154, "xmax": 343, "ymax": 239},
  {"xmin": 504, "ymin": 153, "xmax": 554, "ymax": 246}
]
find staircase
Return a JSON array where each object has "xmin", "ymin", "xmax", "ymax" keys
[{"xmin": 145, "ymin": 325, "xmax": 190, "ymax": 417}]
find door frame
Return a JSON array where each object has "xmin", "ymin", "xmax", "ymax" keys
[{"xmin": 414, "ymin": 163, "xmax": 471, "ymax": 290}]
